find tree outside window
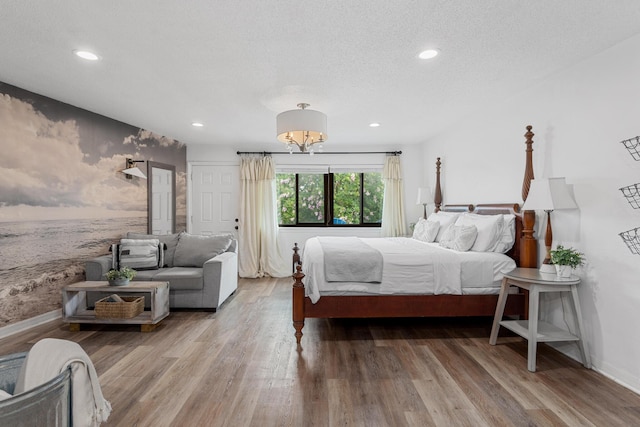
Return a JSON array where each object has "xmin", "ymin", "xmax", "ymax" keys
[{"xmin": 277, "ymin": 171, "xmax": 383, "ymax": 226}]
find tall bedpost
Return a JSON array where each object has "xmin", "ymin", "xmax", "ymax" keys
[
  {"xmin": 520, "ymin": 126, "xmax": 538, "ymax": 268},
  {"xmin": 434, "ymin": 157, "xmax": 442, "ymax": 213},
  {"xmin": 292, "ymin": 262, "xmax": 306, "ymax": 345}
]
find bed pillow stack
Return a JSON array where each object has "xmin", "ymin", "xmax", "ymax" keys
[
  {"xmin": 450, "ymin": 213, "xmax": 516, "ymax": 253},
  {"xmin": 425, "ymin": 211, "xmax": 461, "ymax": 242}
]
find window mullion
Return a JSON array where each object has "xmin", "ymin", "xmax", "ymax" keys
[{"xmin": 326, "ymin": 173, "xmax": 332, "ymax": 226}]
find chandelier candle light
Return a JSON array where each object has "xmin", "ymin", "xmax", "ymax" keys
[{"xmin": 276, "ymin": 103, "xmax": 327, "ymax": 153}]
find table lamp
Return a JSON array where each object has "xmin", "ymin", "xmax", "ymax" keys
[{"xmin": 522, "ymin": 177, "xmax": 577, "ymax": 273}]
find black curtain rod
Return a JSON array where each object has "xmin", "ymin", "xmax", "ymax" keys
[{"xmin": 236, "ymin": 150, "xmax": 402, "ymax": 156}]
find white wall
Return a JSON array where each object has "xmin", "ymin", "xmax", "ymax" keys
[
  {"xmin": 422, "ymin": 33, "xmax": 640, "ymax": 392},
  {"xmin": 187, "ymin": 142, "xmax": 426, "ymax": 260}
]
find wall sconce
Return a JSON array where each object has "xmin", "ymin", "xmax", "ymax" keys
[{"xmin": 122, "ymin": 158, "xmax": 147, "ymax": 179}]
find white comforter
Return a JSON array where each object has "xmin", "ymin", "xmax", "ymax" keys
[{"xmin": 302, "ymin": 237, "xmax": 516, "ymax": 303}]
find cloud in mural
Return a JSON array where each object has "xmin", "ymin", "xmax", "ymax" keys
[
  {"xmin": 123, "ymin": 129, "xmax": 180, "ymax": 148},
  {"xmin": 0, "ymin": 94, "xmax": 150, "ymax": 218}
]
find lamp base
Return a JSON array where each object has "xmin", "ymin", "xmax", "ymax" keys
[{"xmin": 539, "ymin": 263, "xmax": 556, "ymax": 274}]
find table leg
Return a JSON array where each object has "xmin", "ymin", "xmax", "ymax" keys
[
  {"xmin": 141, "ymin": 323, "xmax": 159, "ymax": 332},
  {"xmin": 489, "ymin": 277, "xmax": 510, "ymax": 345},
  {"xmin": 528, "ymin": 288, "xmax": 540, "ymax": 372},
  {"xmin": 570, "ymin": 285, "xmax": 592, "ymax": 369}
]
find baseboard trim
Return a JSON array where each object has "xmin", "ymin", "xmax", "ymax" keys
[{"xmin": 0, "ymin": 310, "xmax": 62, "ymax": 340}]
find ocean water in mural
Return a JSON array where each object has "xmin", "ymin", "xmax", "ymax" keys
[{"xmin": 0, "ymin": 217, "xmax": 147, "ymax": 326}]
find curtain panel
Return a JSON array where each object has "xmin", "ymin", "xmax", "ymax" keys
[
  {"xmin": 238, "ymin": 156, "xmax": 289, "ymax": 278},
  {"xmin": 380, "ymin": 156, "xmax": 406, "ymax": 237}
]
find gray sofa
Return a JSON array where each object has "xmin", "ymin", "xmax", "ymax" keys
[{"xmin": 85, "ymin": 232, "xmax": 238, "ymax": 310}]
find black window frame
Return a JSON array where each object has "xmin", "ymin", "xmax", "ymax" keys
[{"xmin": 278, "ymin": 172, "xmax": 382, "ymax": 227}]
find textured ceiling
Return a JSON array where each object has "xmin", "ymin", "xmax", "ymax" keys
[{"xmin": 2, "ymin": 1, "xmax": 640, "ymax": 148}]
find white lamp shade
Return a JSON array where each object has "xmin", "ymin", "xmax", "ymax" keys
[
  {"xmin": 276, "ymin": 108, "xmax": 327, "ymax": 144},
  {"xmin": 522, "ymin": 177, "xmax": 577, "ymax": 211},
  {"xmin": 416, "ymin": 187, "xmax": 432, "ymax": 205},
  {"xmin": 122, "ymin": 166, "xmax": 147, "ymax": 179}
]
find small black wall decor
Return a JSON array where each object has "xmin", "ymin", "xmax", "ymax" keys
[{"xmin": 619, "ymin": 135, "xmax": 640, "ymax": 255}]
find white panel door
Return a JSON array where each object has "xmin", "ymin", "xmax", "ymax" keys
[
  {"xmin": 191, "ymin": 164, "xmax": 240, "ymax": 237},
  {"xmin": 151, "ymin": 167, "xmax": 173, "ymax": 235}
]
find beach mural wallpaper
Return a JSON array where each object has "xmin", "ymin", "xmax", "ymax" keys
[{"xmin": 0, "ymin": 82, "xmax": 187, "ymax": 327}]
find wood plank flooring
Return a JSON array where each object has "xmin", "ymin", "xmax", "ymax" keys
[{"xmin": 1, "ymin": 277, "xmax": 639, "ymax": 426}]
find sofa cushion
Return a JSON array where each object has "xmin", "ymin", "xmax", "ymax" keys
[
  {"xmin": 131, "ymin": 269, "xmax": 161, "ymax": 281},
  {"xmin": 173, "ymin": 233, "xmax": 233, "ymax": 267},
  {"xmin": 153, "ymin": 268, "xmax": 203, "ymax": 290},
  {"xmin": 127, "ymin": 232, "xmax": 181, "ymax": 267}
]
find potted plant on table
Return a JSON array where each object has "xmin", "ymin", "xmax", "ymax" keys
[
  {"xmin": 550, "ymin": 245, "xmax": 584, "ymax": 278},
  {"xmin": 105, "ymin": 266, "xmax": 136, "ymax": 286}
]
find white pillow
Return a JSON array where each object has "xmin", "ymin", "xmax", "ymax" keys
[
  {"xmin": 491, "ymin": 214, "xmax": 516, "ymax": 253},
  {"xmin": 454, "ymin": 213, "xmax": 503, "ymax": 252},
  {"xmin": 439, "ymin": 224, "xmax": 478, "ymax": 251},
  {"xmin": 426, "ymin": 211, "xmax": 460, "ymax": 242},
  {"xmin": 412, "ymin": 218, "xmax": 439, "ymax": 242},
  {"xmin": 0, "ymin": 389, "xmax": 12, "ymax": 401}
]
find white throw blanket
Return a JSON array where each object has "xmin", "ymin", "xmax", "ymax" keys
[{"xmin": 15, "ymin": 338, "xmax": 112, "ymax": 426}]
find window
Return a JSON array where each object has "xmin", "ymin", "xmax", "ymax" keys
[{"xmin": 276, "ymin": 171, "xmax": 384, "ymax": 226}]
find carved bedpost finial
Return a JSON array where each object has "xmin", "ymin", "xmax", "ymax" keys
[
  {"xmin": 522, "ymin": 125, "xmax": 535, "ymax": 202},
  {"xmin": 434, "ymin": 157, "xmax": 442, "ymax": 213}
]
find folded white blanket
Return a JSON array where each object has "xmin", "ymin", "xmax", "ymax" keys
[{"xmin": 15, "ymin": 338, "xmax": 111, "ymax": 426}]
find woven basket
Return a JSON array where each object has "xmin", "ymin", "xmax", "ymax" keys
[{"xmin": 95, "ymin": 296, "xmax": 144, "ymax": 319}]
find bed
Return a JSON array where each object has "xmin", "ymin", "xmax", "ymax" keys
[{"xmin": 291, "ymin": 126, "xmax": 539, "ymax": 344}]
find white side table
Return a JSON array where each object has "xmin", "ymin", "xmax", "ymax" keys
[{"xmin": 489, "ymin": 268, "xmax": 591, "ymax": 372}]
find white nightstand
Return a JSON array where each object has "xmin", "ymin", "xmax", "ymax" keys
[{"xmin": 489, "ymin": 268, "xmax": 591, "ymax": 372}]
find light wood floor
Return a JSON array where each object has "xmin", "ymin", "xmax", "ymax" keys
[{"xmin": 2, "ymin": 277, "xmax": 639, "ymax": 427}]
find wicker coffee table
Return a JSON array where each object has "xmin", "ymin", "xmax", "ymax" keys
[{"xmin": 62, "ymin": 281, "xmax": 170, "ymax": 332}]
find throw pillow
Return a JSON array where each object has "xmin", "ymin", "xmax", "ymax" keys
[
  {"xmin": 127, "ymin": 232, "xmax": 180, "ymax": 267},
  {"xmin": 439, "ymin": 225, "xmax": 478, "ymax": 252},
  {"xmin": 173, "ymin": 233, "xmax": 233, "ymax": 267},
  {"xmin": 117, "ymin": 239, "xmax": 163, "ymax": 270},
  {"xmin": 412, "ymin": 218, "xmax": 439, "ymax": 242}
]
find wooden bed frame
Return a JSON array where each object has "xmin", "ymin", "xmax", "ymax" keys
[{"xmin": 291, "ymin": 126, "xmax": 539, "ymax": 344}]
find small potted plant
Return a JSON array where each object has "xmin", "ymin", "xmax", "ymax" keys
[
  {"xmin": 105, "ymin": 266, "xmax": 136, "ymax": 286},
  {"xmin": 550, "ymin": 245, "xmax": 584, "ymax": 278}
]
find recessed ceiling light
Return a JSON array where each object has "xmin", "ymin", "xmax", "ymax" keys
[
  {"xmin": 73, "ymin": 50, "xmax": 99, "ymax": 61},
  {"xmin": 418, "ymin": 49, "xmax": 439, "ymax": 60},
  {"xmin": 191, "ymin": 122, "xmax": 204, "ymax": 127},
  {"xmin": 369, "ymin": 123, "xmax": 380, "ymax": 128}
]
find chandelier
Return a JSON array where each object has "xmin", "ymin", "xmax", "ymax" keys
[{"xmin": 276, "ymin": 103, "xmax": 327, "ymax": 153}]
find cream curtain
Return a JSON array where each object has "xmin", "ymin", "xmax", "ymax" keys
[
  {"xmin": 381, "ymin": 155, "xmax": 406, "ymax": 237},
  {"xmin": 238, "ymin": 156, "xmax": 290, "ymax": 278}
]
